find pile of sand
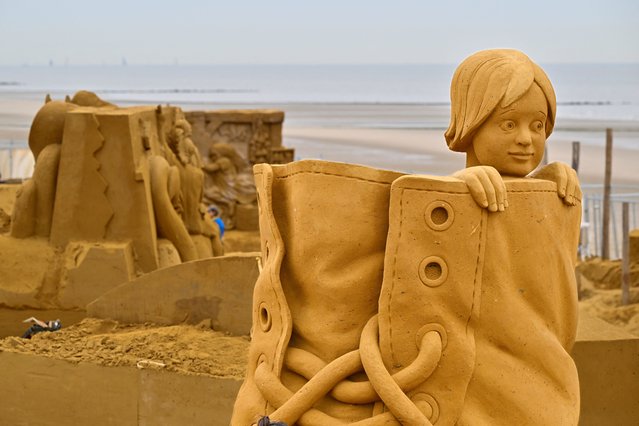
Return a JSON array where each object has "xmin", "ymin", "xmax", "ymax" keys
[
  {"xmin": 577, "ymin": 257, "xmax": 639, "ymax": 290},
  {"xmin": 580, "ymin": 288, "xmax": 639, "ymax": 336},
  {"xmin": 578, "ymin": 257, "xmax": 639, "ymax": 336},
  {"xmin": 0, "ymin": 317, "xmax": 249, "ymax": 378}
]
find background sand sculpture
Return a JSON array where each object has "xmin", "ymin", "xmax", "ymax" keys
[
  {"xmin": 1, "ymin": 92, "xmax": 223, "ymax": 311},
  {"xmin": 232, "ymin": 50, "xmax": 582, "ymax": 425},
  {"xmin": 186, "ymin": 110, "xmax": 293, "ymax": 231}
]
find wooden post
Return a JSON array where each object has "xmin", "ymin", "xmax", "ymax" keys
[
  {"xmin": 572, "ymin": 141, "xmax": 580, "ymax": 172},
  {"xmin": 602, "ymin": 128, "xmax": 613, "ymax": 260},
  {"xmin": 621, "ymin": 202, "xmax": 630, "ymax": 305}
]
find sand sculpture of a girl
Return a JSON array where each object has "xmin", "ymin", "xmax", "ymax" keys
[
  {"xmin": 448, "ymin": 49, "xmax": 580, "ymax": 211},
  {"xmin": 233, "ymin": 49, "xmax": 581, "ymax": 425}
]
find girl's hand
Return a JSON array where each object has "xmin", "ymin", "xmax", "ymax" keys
[
  {"xmin": 530, "ymin": 162, "xmax": 581, "ymax": 206},
  {"xmin": 453, "ymin": 166, "xmax": 508, "ymax": 212}
]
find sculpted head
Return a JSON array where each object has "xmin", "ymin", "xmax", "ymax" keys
[{"xmin": 445, "ymin": 49, "xmax": 556, "ymax": 176}]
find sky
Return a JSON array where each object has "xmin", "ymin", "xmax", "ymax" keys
[{"xmin": 0, "ymin": 0, "xmax": 638, "ymax": 65}]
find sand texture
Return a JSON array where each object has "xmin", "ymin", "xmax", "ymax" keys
[
  {"xmin": 578, "ymin": 258, "xmax": 639, "ymax": 336},
  {"xmin": 0, "ymin": 318, "xmax": 249, "ymax": 379}
]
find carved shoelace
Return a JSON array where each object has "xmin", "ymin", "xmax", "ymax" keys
[{"xmin": 254, "ymin": 314, "xmax": 443, "ymax": 425}]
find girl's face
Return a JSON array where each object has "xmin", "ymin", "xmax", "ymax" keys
[{"xmin": 467, "ymin": 83, "xmax": 548, "ymax": 177}]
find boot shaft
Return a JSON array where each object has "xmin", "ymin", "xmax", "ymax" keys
[
  {"xmin": 233, "ymin": 162, "xmax": 581, "ymax": 425},
  {"xmin": 269, "ymin": 160, "xmax": 403, "ymax": 361}
]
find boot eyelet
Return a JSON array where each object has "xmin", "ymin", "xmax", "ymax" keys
[
  {"xmin": 258, "ymin": 302, "xmax": 272, "ymax": 332},
  {"xmin": 418, "ymin": 256, "xmax": 448, "ymax": 287},
  {"xmin": 424, "ymin": 200, "xmax": 454, "ymax": 231},
  {"xmin": 411, "ymin": 392, "xmax": 440, "ymax": 423},
  {"xmin": 415, "ymin": 323, "xmax": 448, "ymax": 350},
  {"xmin": 257, "ymin": 353, "xmax": 267, "ymax": 366}
]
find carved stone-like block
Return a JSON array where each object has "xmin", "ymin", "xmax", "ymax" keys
[{"xmin": 185, "ymin": 109, "xmax": 289, "ymax": 165}]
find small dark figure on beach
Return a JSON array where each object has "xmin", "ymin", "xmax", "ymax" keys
[{"xmin": 21, "ymin": 317, "xmax": 61, "ymax": 339}]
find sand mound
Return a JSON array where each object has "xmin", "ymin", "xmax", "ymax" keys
[
  {"xmin": 579, "ymin": 288, "xmax": 639, "ymax": 336},
  {"xmin": 577, "ymin": 257, "xmax": 639, "ymax": 336},
  {"xmin": 0, "ymin": 318, "xmax": 249, "ymax": 378},
  {"xmin": 577, "ymin": 258, "xmax": 639, "ymax": 290}
]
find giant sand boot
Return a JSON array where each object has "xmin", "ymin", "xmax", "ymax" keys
[{"xmin": 233, "ymin": 162, "xmax": 580, "ymax": 425}]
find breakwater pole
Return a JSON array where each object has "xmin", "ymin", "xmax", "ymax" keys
[
  {"xmin": 572, "ymin": 141, "xmax": 580, "ymax": 173},
  {"xmin": 602, "ymin": 128, "xmax": 613, "ymax": 260},
  {"xmin": 621, "ymin": 202, "xmax": 630, "ymax": 305}
]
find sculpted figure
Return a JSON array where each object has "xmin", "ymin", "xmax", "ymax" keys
[
  {"xmin": 151, "ymin": 118, "xmax": 224, "ymax": 260},
  {"xmin": 11, "ymin": 95, "xmax": 79, "ymax": 237},
  {"xmin": 202, "ymin": 142, "xmax": 257, "ymax": 228},
  {"xmin": 12, "ymin": 91, "xmax": 117, "ymax": 239},
  {"xmin": 232, "ymin": 49, "xmax": 581, "ymax": 425}
]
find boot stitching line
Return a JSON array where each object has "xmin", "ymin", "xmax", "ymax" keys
[{"xmin": 273, "ymin": 170, "xmax": 399, "ymax": 186}]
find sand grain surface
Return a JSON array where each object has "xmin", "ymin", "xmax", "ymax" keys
[{"xmin": 0, "ymin": 318, "xmax": 250, "ymax": 378}]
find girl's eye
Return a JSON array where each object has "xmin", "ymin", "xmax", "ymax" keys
[
  {"xmin": 532, "ymin": 120, "xmax": 544, "ymax": 132},
  {"xmin": 500, "ymin": 121, "xmax": 516, "ymax": 131}
]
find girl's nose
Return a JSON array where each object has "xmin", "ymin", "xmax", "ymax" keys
[{"xmin": 516, "ymin": 129, "xmax": 532, "ymax": 146}]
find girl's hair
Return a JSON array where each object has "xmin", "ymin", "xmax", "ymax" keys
[{"xmin": 445, "ymin": 49, "xmax": 556, "ymax": 152}]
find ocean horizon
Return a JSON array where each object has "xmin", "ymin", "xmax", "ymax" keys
[{"xmin": 1, "ymin": 63, "xmax": 638, "ymax": 121}]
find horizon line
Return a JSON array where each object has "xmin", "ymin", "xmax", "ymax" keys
[{"xmin": 1, "ymin": 61, "xmax": 639, "ymax": 67}]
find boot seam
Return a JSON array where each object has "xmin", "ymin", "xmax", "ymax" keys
[
  {"xmin": 387, "ymin": 187, "xmax": 405, "ymax": 364},
  {"xmin": 466, "ymin": 210, "xmax": 485, "ymax": 335},
  {"xmin": 274, "ymin": 170, "xmax": 397, "ymax": 185}
]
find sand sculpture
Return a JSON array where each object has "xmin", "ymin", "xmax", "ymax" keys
[
  {"xmin": 202, "ymin": 142, "xmax": 257, "ymax": 229},
  {"xmin": 11, "ymin": 91, "xmax": 222, "ymax": 264},
  {"xmin": 185, "ymin": 110, "xmax": 293, "ymax": 230},
  {"xmin": 2, "ymin": 92, "xmax": 222, "ymax": 310},
  {"xmin": 232, "ymin": 50, "xmax": 582, "ymax": 424}
]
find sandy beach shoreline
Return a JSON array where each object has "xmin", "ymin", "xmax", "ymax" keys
[{"xmin": 1, "ymin": 98, "xmax": 638, "ymax": 186}]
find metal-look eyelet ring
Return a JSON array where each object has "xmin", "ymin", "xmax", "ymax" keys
[
  {"xmin": 258, "ymin": 302, "xmax": 272, "ymax": 332},
  {"xmin": 424, "ymin": 200, "xmax": 454, "ymax": 231},
  {"xmin": 418, "ymin": 256, "xmax": 448, "ymax": 287}
]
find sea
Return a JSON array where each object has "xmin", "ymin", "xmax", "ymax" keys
[{"xmin": 1, "ymin": 63, "xmax": 638, "ymax": 121}]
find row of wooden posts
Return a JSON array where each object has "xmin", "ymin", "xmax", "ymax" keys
[{"xmin": 570, "ymin": 128, "xmax": 632, "ymax": 305}]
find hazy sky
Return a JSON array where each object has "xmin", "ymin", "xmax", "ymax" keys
[{"xmin": 1, "ymin": 0, "xmax": 637, "ymax": 65}]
